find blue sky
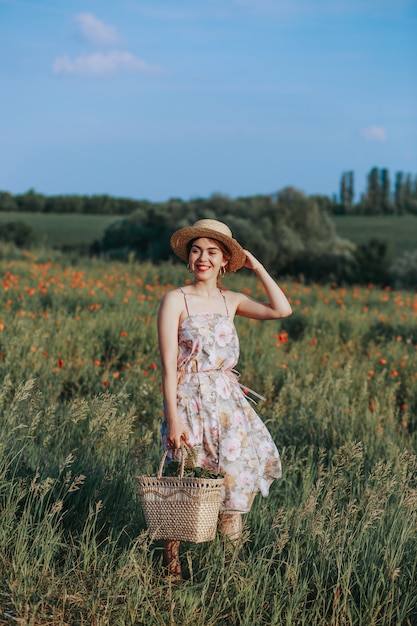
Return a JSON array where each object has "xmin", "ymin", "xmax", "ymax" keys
[{"xmin": 1, "ymin": 0, "xmax": 416, "ymax": 202}]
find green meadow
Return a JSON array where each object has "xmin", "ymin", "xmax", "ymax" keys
[
  {"xmin": 0, "ymin": 212, "xmax": 415, "ymax": 258},
  {"xmin": 0, "ymin": 247, "xmax": 416, "ymax": 624},
  {"xmin": 333, "ymin": 215, "xmax": 417, "ymax": 258},
  {"xmin": 0, "ymin": 212, "xmax": 118, "ymax": 247}
]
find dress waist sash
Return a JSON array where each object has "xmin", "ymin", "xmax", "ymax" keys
[{"xmin": 180, "ymin": 368, "xmax": 266, "ymax": 404}]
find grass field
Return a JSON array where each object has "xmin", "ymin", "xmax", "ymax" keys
[
  {"xmin": 333, "ymin": 215, "xmax": 417, "ymax": 258},
  {"xmin": 0, "ymin": 212, "xmax": 416, "ymax": 258},
  {"xmin": 0, "ymin": 247, "xmax": 416, "ymax": 624},
  {"xmin": 0, "ymin": 212, "xmax": 118, "ymax": 246}
]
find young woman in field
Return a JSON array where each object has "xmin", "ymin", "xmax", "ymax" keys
[{"xmin": 157, "ymin": 219, "xmax": 292, "ymax": 578}]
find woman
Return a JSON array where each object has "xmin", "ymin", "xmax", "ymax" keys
[{"xmin": 157, "ymin": 219, "xmax": 292, "ymax": 577}]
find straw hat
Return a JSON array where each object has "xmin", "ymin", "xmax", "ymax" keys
[{"xmin": 170, "ymin": 219, "xmax": 246, "ymax": 272}]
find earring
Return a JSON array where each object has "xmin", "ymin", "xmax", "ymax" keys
[
  {"xmin": 220, "ymin": 266, "xmax": 226, "ymax": 277},
  {"xmin": 186, "ymin": 263, "xmax": 193, "ymax": 274}
]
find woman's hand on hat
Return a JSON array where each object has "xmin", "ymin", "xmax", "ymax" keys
[{"xmin": 243, "ymin": 250, "xmax": 262, "ymax": 272}]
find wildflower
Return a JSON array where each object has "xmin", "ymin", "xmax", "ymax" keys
[
  {"xmin": 379, "ymin": 358, "xmax": 387, "ymax": 365},
  {"xmin": 58, "ymin": 359, "xmax": 64, "ymax": 367},
  {"xmin": 390, "ymin": 370, "xmax": 399, "ymax": 377},
  {"xmin": 94, "ymin": 360, "xmax": 101, "ymax": 367},
  {"xmin": 103, "ymin": 380, "xmax": 109, "ymax": 387},
  {"xmin": 120, "ymin": 331, "xmax": 128, "ymax": 337},
  {"xmin": 311, "ymin": 338, "xmax": 317, "ymax": 345},
  {"xmin": 150, "ymin": 362, "xmax": 157, "ymax": 370},
  {"xmin": 277, "ymin": 331, "xmax": 288, "ymax": 343}
]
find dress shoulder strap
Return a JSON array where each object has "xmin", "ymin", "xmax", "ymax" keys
[
  {"xmin": 178, "ymin": 287, "xmax": 191, "ymax": 317},
  {"xmin": 219, "ymin": 289, "xmax": 230, "ymax": 317}
]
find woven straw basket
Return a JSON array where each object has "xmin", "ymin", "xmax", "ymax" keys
[{"xmin": 137, "ymin": 447, "xmax": 224, "ymax": 543}]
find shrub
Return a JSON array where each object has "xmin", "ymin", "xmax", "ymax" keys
[
  {"xmin": 0, "ymin": 220, "xmax": 36, "ymax": 247},
  {"xmin": 390, "ymin": 249, "xmax": 417, "ymax": 288}
]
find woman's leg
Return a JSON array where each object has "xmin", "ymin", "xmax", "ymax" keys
[
  {"xmin": 163, "ymin": 540, "xmax": 182, "ymax": 578},
  {"xmin": 219, "ymin": 513, "xmax": 242, "ymax": 541},
  {"xmin": 219, "ymin": 513, "xmax": 243, "ymax": 559}
]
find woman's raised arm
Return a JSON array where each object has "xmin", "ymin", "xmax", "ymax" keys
[{"xmin": 234, "ymin": 250, "xmax": 292, "ymax": 320}]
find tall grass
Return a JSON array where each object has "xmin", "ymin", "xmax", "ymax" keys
[{"xmin": 0, "ymin": 249, "xmax": 416, "ymax": 624}]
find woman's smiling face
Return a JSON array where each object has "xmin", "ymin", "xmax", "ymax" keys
[{"xmin": 188, "ymin": 237, "xmax": 227, "ymax": 277}]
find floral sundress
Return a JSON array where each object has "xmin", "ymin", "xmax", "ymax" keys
[{"xmin": 162, "ymin": 288, "xmax": 282, "ymax": 513}]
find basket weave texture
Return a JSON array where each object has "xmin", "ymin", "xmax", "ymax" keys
[{"xmin": 137, "ymin": 448, "xmax": 224, "ymax": 543}]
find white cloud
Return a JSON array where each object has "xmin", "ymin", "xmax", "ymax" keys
[
  {"xmin": 52, "ymin": 51, "xmax": 159, "ymax": 77},
  {"xmin": 75, "ymin": 13, "xmax": 121, "ymax": 46},
  {"xmin": 360, "ymin": 126, "xmax": 387, "ymax": 142}
]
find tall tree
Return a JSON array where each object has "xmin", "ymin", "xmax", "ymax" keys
[
  {"xmin": 365, "ymin": 167, "xmax": 382, "ymax": 214},
  {"xmin": 381, "ymin": 168, "xmax": 391, "ymax": 214},
  {"xmin": 339, "ymin": 171, "xmax": 354, "ymax": 213},
  {"xmin": 394, "ymin": 171, "xmax": 404, "ymax": 214}
]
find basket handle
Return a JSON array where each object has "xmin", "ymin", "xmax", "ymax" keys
[{"xmin": 157, "ymin": 443, "xmax": 189, "ymax": 479}]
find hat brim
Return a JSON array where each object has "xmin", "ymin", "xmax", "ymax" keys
[{"xmin": 170, "ymin": 226, "xmax": 246, "ymax": 272}]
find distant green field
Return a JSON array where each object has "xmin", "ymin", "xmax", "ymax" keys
[
  {"xmin": 0, "ymin": 212, "xmax": 119, "ymax": 246},
  {"xmin": 333, "ymin": 215, "xmax": 417, "ymax": 257},
  {"xmin": 0, "ymin": 212, "xmax": 415, "ymax": 258}
]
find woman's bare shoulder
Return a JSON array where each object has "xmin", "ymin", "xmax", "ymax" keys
[
  {"xmin": 222, "ymin": 288, "xmax": 246, "ymax": 313},
  {"xmin": 159, "ymin": 287, "xmax": 185, "ymax": 311}
]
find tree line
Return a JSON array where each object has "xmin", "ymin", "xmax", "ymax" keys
[
  {"xmin": 338, "ymin": 168, "xmax": 417, "ymax": 215},
  {"xmin": 91, "ymin": 187, "xmax": 401, "ymax": 286},
  {"xmin": 0, "ymin": 167, "xmax": 416, "ymax": 217}
]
